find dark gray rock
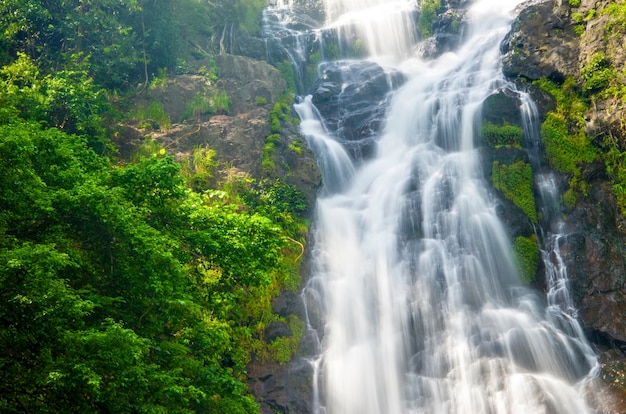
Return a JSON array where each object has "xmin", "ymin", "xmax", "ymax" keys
[
  {"xmin": 501, "ymin": 0, "xmax": 580, "ymax": 82},
  {"xmin": 310, "ymin": 61, "xmax": 406, "ymax": 160}
]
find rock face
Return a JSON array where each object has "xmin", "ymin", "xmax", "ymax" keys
[
  {"xmin": 124, "ymin": 54, "xmax": 321, "ymax": 212},
  {"xmin": 310, "ymin": 61, "xmax": 406, "ymax": 160},
  {"xmin": 501, "ymin": 0, "xmax": 626, "ymax": 403},
  {"xmin": 501, "ymin": 0, "xmax": 580, "ymax": 82}
]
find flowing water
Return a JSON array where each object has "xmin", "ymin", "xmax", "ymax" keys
[{"xmin": 265, "ymin": 0, "xmax": 599, "ymax": 412}]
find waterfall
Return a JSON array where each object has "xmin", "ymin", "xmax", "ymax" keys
[{"xmin": 264, "ymin": 0, "xmax": 600, "ymax": 412}]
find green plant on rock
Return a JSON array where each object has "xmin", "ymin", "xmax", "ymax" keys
[
  {"xmin": 262, "ymin": 134, "xmax": 281, "ymax": 172},
  {"xmin": 288, "ymin": 140, "xmax": 303, "ymax": 155},
  {"xmin": 182, "ymin": 146, "xmax": 219, "ymax": 191},
  {"xmin": 270, "ymin": 94, "xmax": 295, "ymax": 133},
  {"xmin": 267, "ymin": 315, "xmax": 306, "ymax": 365},
  {"xmin": 212, "ymin": 89, "xmax": 231, "ymax": 114},
  {"xmin": 581, "ymin": 52, "xmax": 615, "ymax": 93},
  {"xmin": 604, "ymin": 136, "xmax": 626, "ymax": 215},
  {"xmin": 540, "ymin": 111, "xmax": 599, "ymax": 174},
  {"xmin": 513, "ymin": 235, "xmax": 540, "ymax": 284},
  {"xmin": 492, "ymin": 160, "xmax": 538, "ymax": 223},
  {"xmin": 537, "ymin": 77, "xmax": 599, "ymax": 201},
  {"xmin": 134, "ymin": 101, "xmax": 171, "ymax": 131},
  {"xmin": 568, "ymin": 0, "xmax": 581, "ymax": 7},
  {"xmin": 183, "ymin": 93, "xmax": 213, "ymax": 120},
  {"xmin": 275, "ymin": 60, "xmax": 298, "ymax": 93},
  {"xmin": 149, "ymin": 67, "xmax": 168, "ymax": 90},
  {"xmin": 481, "ymin": 122, "xmax": 523, "ymax": 148},
  {"xmin": 418, "ymin": 0, "xmax": 442, "ymax": 38}
]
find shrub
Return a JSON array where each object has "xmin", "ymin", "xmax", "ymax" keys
[{"xmin": 418, "ymin": 0, "xmax": 442, "ymax": 38}]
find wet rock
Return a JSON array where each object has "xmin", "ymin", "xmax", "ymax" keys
[
  {"xmin": 310, "ymin": 61, "xmax": 406, "ymax": 160},
  {"xmin": 248, "ymin": 358, "xmax": 314, "ymax": 414},
  {"xmin": 417, "ymin": 9, "xmax": 467, "ymax": 59},
  {"xmin": 265, "ymin": 321, "xmax": 293, "ymax": 343},
  {"xmin": 557, "ymin": 180, "xmax": 626, "ymax": 346},
  {"xmin": 501, "ymin": 0, "xmax": 580, "ymax": 82}
]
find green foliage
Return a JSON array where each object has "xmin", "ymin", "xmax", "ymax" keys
[
  {"xmin": 481, "ymin": 122, "xmax": 523, "ymax": 148},
  {"xmin": 0, "ymin": 114, "xmax": 307, "ymax": 412},
  {"xmin": 182, "ymin": 146, "xmax": 219, "ymax": 191},
  {"xmin": 418, "ymin": 0, "xmax": 442, "ymax": 38},
  {"xmin": 568, "ymin": 0, "xmax": 581, "ymax": 7},
  {"xmin": 184, "ymin": 93, "xmax": 213, "ymax": 120},
  {"xmin": 513, "ymin": 235, "xmax": 540, "ymax": 284},
  {"xmin": 256, "ymin": 96, "xmax": 268, "ymax": 106},
  {"xmin": 267, "ymin": 316, "xmax": 306, "ymax": 365},
  {"xmin": 0, "ymin": 53, "xmax": 109, "ymax": 148},
  {"xmin": 289, "ymin": 140, "xmax": 304, "ymax": 155},
  {"xmin": 537, "ymin": 78, "xmax": 599, "ymax": 177},
  {"xmin": 305, "ymin": 52, "xmax": 322, "ymax": 92},
  {"xmin": 492, "ymin": 160, "xmax": 538, "ymax": 223},
  {"xmin": 275, "ymin": 60, "xmax": 298, "ymax": 93},
  {"xmin": 581, "ymin": 52, "xmax": 615, "ymax": 93},
  {"xmin": 212, "ymin": 89, "xmax": 231, "ymax": 114},
  {"xmin": 150, "ymin": 67, "xmax": 168, "ymax": 90},
  {"xmin": 134, "ymin": 101, "xmax": 172, "ymax": 131},
  {"xmin": 604, "ymin": 137, "xmax": 626, "ymax": 215},
  {"xmin": 232, "ymin": 0, "xmax": 268, "ymax": 33},
  {"xmin": 602, "ymin": 3, "xmax": 626, "ymax": 34},
  {"xmin": 182, "ymin": 90, "xmax": 230, "ymax": 121},
  {"xmin": 263, "ymin": 134, "xmax": 282, "ymax": 172}
]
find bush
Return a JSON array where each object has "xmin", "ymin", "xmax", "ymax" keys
[{"xmin": 418, "ymin": 0, "xmax": 442, "ymax": 38}]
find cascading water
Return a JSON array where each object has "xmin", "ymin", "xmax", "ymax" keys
[{"xmin": 266, "ymin": 0, "xmax": 601, "ymax": 412}]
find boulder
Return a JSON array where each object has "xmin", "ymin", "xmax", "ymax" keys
[{"xmin": 501, "ymin": 0, "xmax": 580, "ymax": 82}]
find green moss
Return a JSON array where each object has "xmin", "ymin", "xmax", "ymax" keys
[
  {"xmin": 275, "ymin": 60, "xmax": 297, "ymax": 93},
  {"xmin": 568, "ymin": 0, "xmax": 581, "ymax": 7},
  {"xmin": 604, "ymin": 139, "xmax": 626, "ymax": 215},
  {"xmin": 262, "ymin": 134, "xmax": 281, "ymax": 172},
  {"xmin": 288, "ymin": 140, "xmax": 303, "ymax": 155},
  {"xmin": 267, "ymin": 315, "xmax": 305, "ymax": 365},
  {"xmin": 513, "ymin": 235, "xmax": 540, "ymax": 284},
  {"xmin": 536, "ymin": 78, "xmax": 599, "ymax": 196},
  {"xmin": 492, "ymin": 160, "xmax": 538, "ymax": 223},
  {"xmin": 269, "ymin": 94, "xmax": 295, "ymax": 133},
  {"xmin": 182, "ymin": 90, "xmax": 230, "ymax": 121},
  {"xmin": 256, "ymin": 97, "xmax": 268, "ymax": 106},
  {"xmin": 481, "ymin": 122, "xmax": 523, "ymax": 148},
  {"xmin": 541, "ymin": 112, "xmax": 598, "ymax": 173},
  {"xmin": 581, "ymin": 52, "xmax": 615, "ymax": 93},
  {"xmin": 305, "ymin": 51, "xmax": 322, "ymax": 91}
]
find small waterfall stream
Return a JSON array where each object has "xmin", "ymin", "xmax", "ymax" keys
[{"xmin": 263, "ymin": 0, "xmax": 600, "ymax": 412}]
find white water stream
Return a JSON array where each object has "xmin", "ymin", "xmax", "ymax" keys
[{"xmin": 269, "ymin": 0, "xmax": 600, "ymax": 412}]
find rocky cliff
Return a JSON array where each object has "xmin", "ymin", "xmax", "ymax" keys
[{"xmin": 500, "ymin": 0, "xmax": 626, "ymax": 405}]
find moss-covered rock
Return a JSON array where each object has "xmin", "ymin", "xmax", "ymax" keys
[{"xmin": 492, "ymin": 160, "xmax": 538, "ymax": 223}]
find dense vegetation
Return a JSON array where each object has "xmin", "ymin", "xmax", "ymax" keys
[
  {"xmin": 0, "ymin": 1, "xmax": 312, "ymax": 412},
  {"xmin": 537, "ymin": 1, "xmax": 626, "ymax": 212}
]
